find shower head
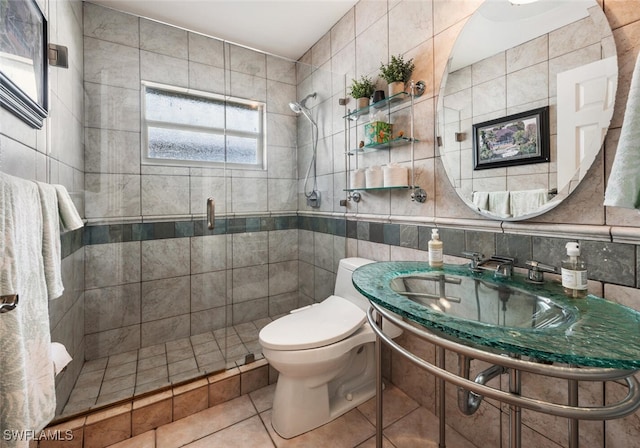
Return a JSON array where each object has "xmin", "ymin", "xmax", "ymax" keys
[
  {"xmin": 289, "ymin": 92, "xmax": 317, "ymax": 113},
  {"xmin": 289, "ymin": 92, "xmax": 317, "ymax": 126}
]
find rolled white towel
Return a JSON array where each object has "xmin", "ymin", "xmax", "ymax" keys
[
  {"xmin": 366, "ymin": 166, "xmax": 383, "ymax": 188},
  {"xmin": 383, "ymin": 163, "xmax": 408, "ymax": 187},
  {"xmin": 350, "ymin": 169, "xmax": 366, "ymax": 189}
]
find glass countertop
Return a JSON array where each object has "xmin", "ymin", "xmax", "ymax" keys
[{"xmin": 353, "ymin": 261, "xmax": 640, "ymax": 369}]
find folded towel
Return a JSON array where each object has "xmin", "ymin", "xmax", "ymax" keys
[
  {"xmin": 488, "ymin": 190, "xmax": 511, "ymax": 218},
  {"xmin": 54, "ymin": 185, "xmax": 84, "ymax": 231},
  {"xmin": 510, "ymin": 189, "xmax": 548, "ymax": 217},
  {"xmin": 0, "ymin": 173, "xmax": 56, "ymax": 438},
  {"xmin": 604, "ymin": 51, "xmax": 640, "ymax": 208},
  {"xmin": 36, "ymin": 182, "xmax": 64, "ymax": 300}
]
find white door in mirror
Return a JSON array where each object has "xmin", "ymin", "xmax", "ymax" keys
[{"xmin": 557, "ymin": 57, "xmax": 617, "ymax": 194}]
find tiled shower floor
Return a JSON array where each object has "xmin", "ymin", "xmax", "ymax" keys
[{"xmin": 61, "ymin": 317, "xmax": 273, "ymax": 417}]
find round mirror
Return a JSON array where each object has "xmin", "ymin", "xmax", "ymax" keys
[{"xmin": 437, "ymin": 0, "xmax": 617, "ymax": 220}]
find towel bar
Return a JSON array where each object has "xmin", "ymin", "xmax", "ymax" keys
[{"xmin": 0, "ymin": 294, "xmax": 19, "ymax": 313}]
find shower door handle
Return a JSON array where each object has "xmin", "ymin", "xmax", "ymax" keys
[{"xmin": 207, "ymin": 197, "xmax": 215, "ymax": 230}]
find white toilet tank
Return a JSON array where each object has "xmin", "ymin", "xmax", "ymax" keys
[{"xmin": 334, "ymin": 257, "xmax": 375, "ymax": 311}]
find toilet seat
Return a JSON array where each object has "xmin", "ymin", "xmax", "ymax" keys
[{"xmin": 259, "ymin": 296, "xmax": 365, "ymax": 351}]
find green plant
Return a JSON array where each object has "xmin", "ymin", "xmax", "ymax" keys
[
  {"xmin": 379, "ymin": 54, "xmax": 415, "ymax": 84},
  {"xmin": 349, "ymin": 76, "xmax": 375, "ymax": 99}
]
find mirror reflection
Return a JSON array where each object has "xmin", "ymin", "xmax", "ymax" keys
[{"xmin": 437, "ymin": 0, "xmax": 617, "ymax": 220}]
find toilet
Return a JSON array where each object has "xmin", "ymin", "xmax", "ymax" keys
[{"xmin": 259, "ymin": 257, "xmax": 402, "ymax": 439}]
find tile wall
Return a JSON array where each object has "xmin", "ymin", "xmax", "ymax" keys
[
  {"xmin": 0, "ymin": 0, "xmax": 86, "ymax": 416},
  {"xmin": 3, "ymin": 0, "xmax": 640, "ymax": 444},
  {"xmin": 81, "ymin": 3, "xmax": 346, "ymax": 364},
  {"xmin": 81, "ymin": 217, "xmax": 300, "ymax": 360},
  {"xmin": 298, "ymin": 0, "xmax": 640, "ymax": 447}
]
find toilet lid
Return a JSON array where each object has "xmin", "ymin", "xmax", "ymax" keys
[{"xmin": 259, "ymin": 296, "xmax": 366, "ymax": 350}]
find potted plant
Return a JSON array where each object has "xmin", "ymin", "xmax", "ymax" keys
[
  {"xmin": 379, "ymin": 54, "xmax": 415, "ymax": 97},
  {"xmin": 349, "ymin": 75, "xmax": 376, "ymax": 109}
]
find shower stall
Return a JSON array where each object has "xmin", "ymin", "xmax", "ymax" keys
[{"xmin": 54, "ymin": 3, "xmax": 346, "ymax": 420}]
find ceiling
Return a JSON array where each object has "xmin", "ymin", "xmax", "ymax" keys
[
  {"xmin": 450, "ymin": 0, "xmax": 594, "ymax": 71},
  {"xmin": 87, "ymin": 0, "xmax": 357, "ymax": 60}
]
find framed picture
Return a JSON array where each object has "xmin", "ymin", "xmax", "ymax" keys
[
  {"xmin": 0, "ymin": 0, "xmax": 48, "ymax": 129},
  {"xmin": 472, "ymin": 106, "xmax": 549, "ymax": 170}
]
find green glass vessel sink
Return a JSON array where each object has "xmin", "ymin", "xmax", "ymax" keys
[
  {"xmin": 389, "ymin": 273, "xmax": 574, "ymax": 330},
  {"xmin": 353, "ymin": 261, "xmax": 640, "ymax": 369}
]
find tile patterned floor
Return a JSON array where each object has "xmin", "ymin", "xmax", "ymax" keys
[
  {"xmin": 62, "ymin": 318, "xmax": 273, "ymax": 417},
  {"xmin": 104, "ymin": 382, "xmax": 478, "ymax": 448}
]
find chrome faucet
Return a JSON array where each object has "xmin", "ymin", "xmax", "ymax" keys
[
  {"xmin": 494, "ymin": 261, "xmax": 513, "ymax": 278},
  {"xmin": 462, "ymin": 252, "xmax": 516, "ymax": 278},
  {"xmin": 461, "ymin": 251, "xmax": 484, "ymax": 272},
  {"xmin": 525, "ymin": 260, "xmax": 557, "ymax": 283}
]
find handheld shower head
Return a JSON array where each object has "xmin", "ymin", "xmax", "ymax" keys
[
  {"xmin": 289, "ymin": 92, "xmax": 318, "ymax": 126},
  {"xmin": 289, "ymin": 101, "xmax": 302, "ymax": 114},
  {"xmin": 289, "ymin": 92, "xmax": 317, "ymax": 113}
]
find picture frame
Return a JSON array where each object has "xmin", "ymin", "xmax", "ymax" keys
[
  {"xmin": 0, "ymin": 0, "xmax": 48, "ymax": 129},
  {"xmin": 472, "ymin": 106, "xmax": 549, "ymax": 170}
]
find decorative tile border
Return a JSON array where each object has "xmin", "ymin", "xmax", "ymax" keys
[{"xmin": 66, "ymin": 214, "xmax": 638, "ymax": 288}]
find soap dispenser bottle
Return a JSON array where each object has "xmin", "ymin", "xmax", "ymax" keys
[
  {"xmin": 561, "ymin": 242, "xmax": 587, "ymax": 298},
  {"xmin": 428, "ymin": 229, "xmax": 443, "ymax": 268}
]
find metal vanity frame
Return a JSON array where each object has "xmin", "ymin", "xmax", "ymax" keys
[{"xmin": 367, "ymin": 302, "xmax": 640, "ymax": 448}]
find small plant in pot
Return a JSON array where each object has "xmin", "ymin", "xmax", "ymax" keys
[
  {"xmin": 349, "ymin": 75, "xmax": 376, "ymax": 109},
  {"xmin": 379, "ymin": 54, "xmax": 415, "ymax": 97}
]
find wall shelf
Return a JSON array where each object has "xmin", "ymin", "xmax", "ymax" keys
[
  {"xmin": 347, "ymin": 137, "xmax": 418, "ymax": 154},
  {"xmin": 344, "ymin": 81, "xmax": 426, "ymax": 204},
  {"xmin": 344, "ymin": 185, "xmax": 417, "ymax": 192},
  {"xmin": 343, "ymin": 92, "xmax": 411, "ymax": 120}
]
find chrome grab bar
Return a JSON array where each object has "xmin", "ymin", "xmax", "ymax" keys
[
  {"xmin": 207, "ymin": 197, "xmax": 215, "ymax": 230},
  {"xmin": 0, "ymin": 294, "xmax": 19, "ymax": 313}
]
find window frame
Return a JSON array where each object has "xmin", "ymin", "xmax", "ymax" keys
[{"xmin": 141, "ymin": 81, "xmax": 267, "ymax": 170}]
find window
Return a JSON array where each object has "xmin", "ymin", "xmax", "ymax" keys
[{"xmin": 141, "ymin": 82, "xmax": 266, "ymax": 169}]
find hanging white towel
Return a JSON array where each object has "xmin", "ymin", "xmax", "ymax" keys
[
  {"xmin": 487, "ymin": 190, "xmax": 511, "ymax": 218},
  {"xmin": 472, "ymin": 191, "xmax": 490, "ymax": 211},
  {"xmin": 509, "ymin": 189, "xmax": 548, "ymax": 217},
  {"xmin": 36, "ymin": 182, "xmax": 64, "ymax": 300},
  {"xmin": 54, "ymin": 185, "xmax": 84, "ymax": 231},
  {"xmin": 0, "ymin": 173, "xmax": 56, "ymax": 445},
  {"xmin": 604, "ymin": 52, "xmax": 640, "ymax": 208}
]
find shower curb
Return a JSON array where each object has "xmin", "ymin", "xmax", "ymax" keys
[{"xmin": 40, "ymin": 359, "xmax": 273, "ymax": 448}]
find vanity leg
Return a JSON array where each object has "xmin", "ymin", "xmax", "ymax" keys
[
  {"xmin": 509, "ymin": 368, "xmax": 521, "ymax": 448},
  {"xmin": 437, "ymin": 346, "xmax": 446, "ymax": 448},
  {"xmin": 375, "ymin": 310, "xmax": 383, "ymax": 448},
  {"xmin": 568, "ymin": 377, "xmax": 579, "ymax": 448}
]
